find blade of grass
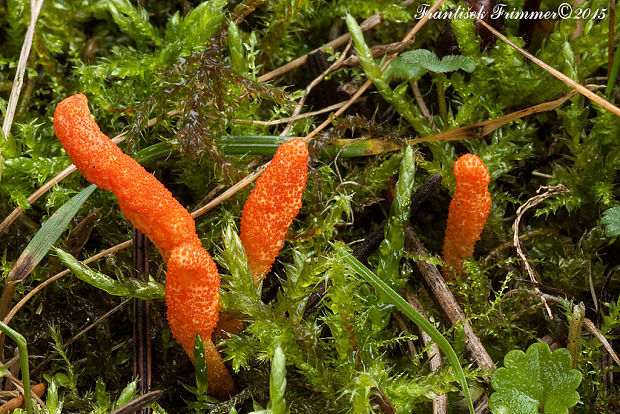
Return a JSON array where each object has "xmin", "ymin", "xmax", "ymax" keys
[
  {"xmin": 7, "ymin": 184, "xmax": 97, "ymax": 283},
  {"xmin": 0, "ymin": 322, "xmax": 32, "ymax": 413},
  {"xmin": 0, "ymin": 184, "xmax": 97, "ymax": 351},
  {"xmin": 605, "ymin": 43, "xmax": 619, "ymax": 100},
  {"xmin": 477, "ymin": 18, "xmax": 620, "ymax": 117},
  {"xmin": 339, "ymin": 248, "xmax": 475, "ymax": 414}
]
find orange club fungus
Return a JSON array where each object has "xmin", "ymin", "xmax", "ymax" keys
[
  {"xmin": 240, "ymin": 138, "xmax": 309, "ymax": 286},
  {"xmin": 53, "ymin": 94, "xmax": 235, "ymax": 398},
  {"xmin": 441, "ymin": 153, "xmax": 492, "ymax": 277}
]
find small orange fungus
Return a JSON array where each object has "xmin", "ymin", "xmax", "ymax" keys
[{"xmin": 441, "ymin": 153, "xmax": 491, "ymax": 276}]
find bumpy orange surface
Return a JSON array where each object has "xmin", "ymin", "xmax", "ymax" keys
[
  {"xmin": 54, "ymin": 94, "xmax": 233, "ymax": 397},
  {"xmin": 442, "ymin": 154, "xmax": 491, "ymax": 275},
  {"xmin": 240, "ymin": 139, "xmax": 308, "ymax": 285}
]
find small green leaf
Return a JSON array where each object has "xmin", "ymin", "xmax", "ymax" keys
[
  {"xmin": 116, "ymin": 379, "xmax": 138, "ymax": 408},
  {"xmin": 180, "ymin": 0, "xmax": 227, "ymax": 48},
  {"xmin": 8, "ymin": 185, "xmax": 96, "ymax": 282},
  {"xmin": 390, "ymin": 49, "xmax": 476, "ymax": 81},
  {"xmin": 489, "ymin": 342, "xmax": 582, "ymax": 414},
  {"xmin": 54, "ymin": 247, "xmax": 165, "ymax": 300},
  {"xmin": 193, "ymin": 333, "xmax": 209, "ymax": 396},
  {"xmin": 95, "ymin": 378, "xmax": 110, "ymax": 411},
  {"xmin": 602, "ymin": 207, "xmax": 620, "ymax": 237},
  {"xmin": 98, "ymin": 0, "xmax": 161, "ymax": 47}
]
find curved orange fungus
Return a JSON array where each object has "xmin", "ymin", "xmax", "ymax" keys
[
  {"xmin": 53, "ymin": 94, "xmax": 234, "ymax": 398},
  {"xmin": 441, "ymin": 153, "xmax": 491, "ymax": 276},
  {"xmin": 240, "ymin": 139, "xmax": 308, "ymax": 285}
]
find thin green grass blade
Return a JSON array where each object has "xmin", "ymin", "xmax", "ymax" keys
[
  {"xmin": 7, "ymin": 184, "xmax": 97, "ymax": 282},
  {"xmin": 0, "ymin": 322, "xmax": 32, "ymax": 413},
  {"xmin": 340, "ymin": 248, "xmax": 475, "ymax": 414}
]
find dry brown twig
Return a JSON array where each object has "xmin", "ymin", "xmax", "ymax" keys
[
  {"xmin": 1, "ymin": 374, "xmax": 45, "ymax": 411},
  {"xmin": 477, "ymin": 19, "xmax": 620, "ymax": 117},
  {"xmin": 3, "ymin": 240, "xmax": 132, "ymax": 326},
  {"xmin": 0, "ymin": 0, "xmax": 45, "ymax": 182},
  {"xmin": 407, "ymin": 294, "xmax": 447, "ymax": 414},
  {"xmin": 257, "ymin": 12, "xmax": 386, "ymax": 83},
  {"xmin": 512, "ymin": 184, "xmax": 570, "ymax": 320},
  {"xmin": 303, "ymin": 0, "xmax": 447, "ymax": 145},
  {"xmin": 407, "ymin": 91, "xmax": 577, "ymax": 145},
  {"xmin": 404, "ymin": 225, "xmax": 495, "ymax": 373},
  {"xmin": 280, "ymin": 39, "xmax": 353, "ymax": 136}
]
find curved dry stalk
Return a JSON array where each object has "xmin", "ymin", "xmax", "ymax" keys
[
  {"xmin": 512, "ymin": 185, "xmax": 570, "ymax": 320},
  {"xmin": 257, "ymin": 12, "xmax": 385, "ymax": 83},
  {"xmin": 408, "ymin": 91, "xmax": 577, "ymax": 145},
  {"xmin": 244, "ymin": 101, "xmax": 348, "ymax": 126},
  {"xmin": 477, "ymin": 19, "xmax": 620, "ymax": 117}
]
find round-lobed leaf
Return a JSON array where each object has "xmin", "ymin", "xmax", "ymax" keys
[{"xmin": 489, "ymin": 342, "xmax": 582, "ymax": 414}]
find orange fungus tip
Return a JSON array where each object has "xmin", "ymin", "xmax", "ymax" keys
[
  {"xmin": 240, "ymin": 138, "xmax": 309, "ymax": 285},
  {"xmin": 53, "ymin": 93, "xmax": 221, "ymax": 361},
  {"xmin": 442, "ymin": 153, "xmax": 491, "ymax": 275}
]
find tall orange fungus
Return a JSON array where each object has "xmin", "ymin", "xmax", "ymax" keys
[
  {"xmin": 240, "ymin": 139, "xmax": 308, "ymax": 285},
  {"xmin": 53, "ymin": 94, "xmax": 234, "ymax": 398}
]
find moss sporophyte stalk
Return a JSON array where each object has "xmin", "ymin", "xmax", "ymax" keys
[
  {"xmin": 442, "ymin": 153, "xmax": 491, "ymax": 277},
  {"xmin": 53, "ymin": 94, "xmax": 235, "ymax": 399}
]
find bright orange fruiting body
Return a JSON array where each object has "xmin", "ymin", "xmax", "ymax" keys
[
  {"xmin": 240, "ymin": 139, "xmax": 308, "ymax": 284},
  {"xmin": 53, "ymin": 95, "xmax": 230, "ymax": 392},
  {"xmin": 442, "ymin": 153, "xmax": 491, "ymax": 274}
]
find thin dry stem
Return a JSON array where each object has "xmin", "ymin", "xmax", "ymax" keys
[
  {"xmin": 583, "ymin": 318, "xmax": 620, "ymax": 366},
  {"xmin": 31, "ymin": 299, "xmax": 131, "ymax": 378},
  {"xmin": 512, "ymin": 185, "xmax": 570, "ymax": 320},
  {"xmin": 477, "ymin": 19, "xmax": 620, "ymax": 117},
  {"xmin": 280, "ymin": 39, "xmax": 353, "ymax": 136},
  {"xmin": 3, "ymin": 240, "xmax": 132, "ymax": 325},
  {"xmin": 257, "ymin": 12, "xmax": 385, "ymax": 83},
  {"xmin": 302, "ymin": 0, "xmax": 447, "ymax": 144},
  {"xmin": 0, "ymin": 0, "xmax": 45, "ymax": 182},
  {"xmin": 239, "ymin": 101, "xmax": 349, "ymax": 126}
]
